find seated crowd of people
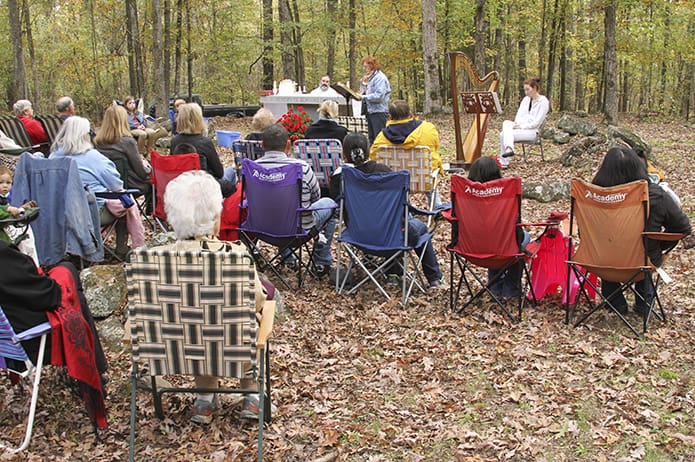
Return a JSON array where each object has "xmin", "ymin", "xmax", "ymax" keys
[{"xmin": 0, "ymin": 83, "xmax": 692, "ymax": 431}]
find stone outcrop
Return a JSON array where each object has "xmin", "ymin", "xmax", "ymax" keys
[{"xmin": 81, "ymin": 264, "xmax": 127, "ymax": 319}]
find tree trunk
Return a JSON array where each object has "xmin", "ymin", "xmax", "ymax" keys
[
  {"xmin": 152, "ymin": 0, "xmax": 166, "ymax": 118},
  {"xmin": 539, "ymin": 0, "xmax": 547, "ymax": 81},
  {"xmin": 474, "ymin": 0, "xmax": 486, "ymax": 74},
  {"xmin": 8, "ymin": 0, "xmax": 27, "ymax": 100},
  {"xmin": 326, "ymin": 0, "xmax": 337, "ymax": 78},
  {"xmin": 279, "ymin": 0, "xmax": 295, "ymax": 80},
  {"xmin": 348, "ymin": 0, "xmax": 356, "ymax": 89},
  {"xmin": 126, "ymin": 0, "xmax": 144, "ymax": 97},
  {"xmin": 262, "ymin": 0, "xmax": 274, "ymax": 89},
  {"xmin": 545, "ymin": 0, "xmax": 561, "ymax": 104},
  {"xmin": 186, "ymin": 0, "xmax": 193, "ymax": 98},
  {"xmin": 173, "ymin": 0, "xmax": 183, "ymax": 94},
  {"xmin": 422, "ymin": 0, "xmax": 441, "ymax": 114},
  {"xmin": 518, "ymin": 40, "xmax": 527, "ymax": 101},
  {"xmin": 290, "ymin": 0, "xmax": 305, "ymax": 87},
  {"xmin": 163, "ymin": 0, "xmax": 171, "ymax": 101},
  {"xmin": 603, "ymin": 0, "xmax": 618, "ymax": 124},
  {"xmin": 659, "ymin": 12, "xmax": 671, "ymax": 109},
  {"xmin": 88, "ymin": 0, "xmax": 102, "ymax": 118},
  {"xmin": 22, "ymin": 0, "xmax": 40, "ymax": 109}
]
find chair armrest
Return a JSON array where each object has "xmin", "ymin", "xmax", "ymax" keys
[
  {"xmin": 256, "ymin": 300, "xmax": 276, "ymax": 350},
  {"xmin": 441, "ymin": 209, "xmax": 456, "ymax": 223},
  {"xmin": 14, "ymin": 322, "xmax": 52, "ymax": 343},
  {"xmin": 643, "ymin": 232, "xmax": 688, "ymax": 242},
  {"xmin": 94, "ymin": 189, "xmax": 140, "ymax": 199}
]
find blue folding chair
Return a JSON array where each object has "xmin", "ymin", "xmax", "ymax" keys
[
  {"xmin": 0, "ymin": 306, "xmax": 52, "ymax": 453},
  {"xmin": 238, "ymin": 159, "xmax": 335, "ymax": 289},
  {"xmin": 335, "ymin": 167, "xmax": 435, "ymax": 306}
]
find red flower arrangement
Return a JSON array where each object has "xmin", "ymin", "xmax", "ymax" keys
[{"xmin": 278, "ymin": 105, "xmax": 311, "ymax": 142}]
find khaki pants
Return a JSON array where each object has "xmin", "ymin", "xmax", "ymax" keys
[{"xmin": 132, "ymin": 126, "xmax": 167, "ymax": 156}]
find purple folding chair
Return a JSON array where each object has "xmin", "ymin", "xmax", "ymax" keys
[{"xmin": 239, "ymin": 159, "xmax": 326, "ymax": 289}]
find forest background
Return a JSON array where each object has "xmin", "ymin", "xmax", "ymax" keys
[{"xmin": 2, "ymin": 0, "xmax": 694, "ymax": 125}]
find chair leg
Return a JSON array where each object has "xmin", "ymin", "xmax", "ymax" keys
[
  {"xmin": 15, "ymin": 333, "xmax": 48, "ymax": 453},
  {"xmin": 257, "ymin": 350, "xmax": 265, "ymax": 462},
  {"xmin": 129, "ymin": 361, "xmax": 139, "ymax": 462},
  {"xmin": 522, "ymin": 143, "xmax": 528, "ymax": 162}
]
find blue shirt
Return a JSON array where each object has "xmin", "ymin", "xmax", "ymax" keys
[
  {"xmin": 363, "ymin": 70, "xmax": 391, "ymax": 114},
  {"xmin": 51, "ymin": 148, "xmax": 123, "ymax": 208}
]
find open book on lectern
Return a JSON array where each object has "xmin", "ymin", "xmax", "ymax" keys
[
  {"xmin": 460, "ymin": 91, "xmax": 502, "ymax": 115},
  {"xmin": 332, "ymin": 83, "xmax": 362, "ymax": 101}
]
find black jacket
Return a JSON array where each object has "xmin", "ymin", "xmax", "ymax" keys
[{"xmin": 304, "ymin": 119, "xmax": 348, "ymax": 142}]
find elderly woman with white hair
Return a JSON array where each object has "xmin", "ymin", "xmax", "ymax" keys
[
  {"xmin": 157, "ymin": 170, "xmax": 275, "ymax": 424},
  {"xmin": 50, "ymin": 116, "xmax": 145, "ymax": 256},
  {"xmin": 303, "ymin": 100, "xmax": 348, "ymax": 141}
]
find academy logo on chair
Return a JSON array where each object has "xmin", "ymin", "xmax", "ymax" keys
[
  {"xmin": 464, "ymin": 185, "xmax": 504, "ymax": 197},
  {"xmin": 584, "ymin": 190, "xmax": 627, "ymax": 204},
  {"xmin": 252, "ymin": 169, "xmax": 286, "ymax": 182}
]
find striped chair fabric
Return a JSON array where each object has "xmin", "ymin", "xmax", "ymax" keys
[
  {"xmin": 336, "ymin": 116, "xmax": 368, "ymax": 135},
  {"xmin": 232, "ymin": 140, "xmax": 265, "ymax": 162},
  {"xmin": 0, "ymin": 306, "xmax": 30, "ymax": 370},
  {"xmin": 35, "ymin": 114, "xmax": 64, "ymax": 146},
  {"xmin": 0, "ymin": 116, "xmax": 35, "ymax": 148},
  {"xmin": 375, "ymin": 145, "xmax": 434, "ymax": 194},
  {"xmin": 293, "ymin": 138, "xmax": 342, "ymax": 188},
  {"xmin": 126, "ymin": 247, "xmax": 257, "ymax": 378}
]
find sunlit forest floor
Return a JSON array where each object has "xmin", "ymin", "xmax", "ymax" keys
[{"xmin": 1, "ymin": 112, "xmax": 694, "ymax": 461}]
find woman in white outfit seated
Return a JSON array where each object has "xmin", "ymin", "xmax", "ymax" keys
[{"xmin": 499, "ymin": 78, "xmax": 550, "ymax": 168}]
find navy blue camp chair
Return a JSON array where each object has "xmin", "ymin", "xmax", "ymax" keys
[{"xmin": 335, "ymin": 167, "xmax": 435, "ymax": 306}]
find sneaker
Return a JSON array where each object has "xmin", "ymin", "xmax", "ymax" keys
[
  {"xmin": 502, "ymin": 150, "xmax": 515, "ymax": 158},
  {"xmin": 240, "ymin": 394, "xmax": 277, "ymax": 421},
  {"xmin": 313, "ymin": 264, "xmax": 331, "ymax": 277},
  {"xmin": 283, "ymin": 258, "xmax": 297, "ymax": 270},
  {"xmin": 386, "ymin": 274, "xmax": 401, "ymax": 286},
  {"xmin": 191, "ymin": 395, "xmax": 220, "ymax": 424},
  {"xmin": 428, "ymin": 277, "xmax": 444, "ymax": 291}
]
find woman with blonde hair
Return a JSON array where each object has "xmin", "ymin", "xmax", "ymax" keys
[
  {"xmin": 95, "ymin": 104, "xmax": 151, "ymax": 195},
  {"xmin": 303, "ymin": 100, "xmax": 348, "ymax": 141},
  {"xmin": 245, "ymin": 108, "xmax": 276, "ymax": 141},
  {"xmin": 170, "ymin": 103, "xmax": 235, "ymax": 196}
]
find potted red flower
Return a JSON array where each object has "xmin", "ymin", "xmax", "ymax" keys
[{"xmin": 278, "ymin": 106, "xmax": 311, "ymax": 142}]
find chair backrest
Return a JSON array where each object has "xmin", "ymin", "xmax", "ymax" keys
[
  {"xmin": 0, "ymin": 116, "xmax": 34, "ymax": 148},
  {"xmin": 340, "ymin": 166, "xmax": 409, "ymax": 250},
  {"xmin": 35, "ymin": 114, "xmax": 64, "ymax": 145},
  {"xmin": 375, "ymin": 145, "xmax": 433, "ymax": 194},
  {"xmin": 0, "ymin": 306, "xmax": 30, "ymax": 370},
  {"xmin": 336, "ymin": 116, "xmax": 368, "ymax": 135},
  {"xmin": 11, "ymin": 153, "xmax": 104, "ymax": 265},
  {"xmin": 293, "ymin": 138, "xmax": 342, "ymax": 188},
  {"xmin": 240, "ymin": 159, "xmax": 305, "ymax": 240},
  {"xmin": 449, "ymin": 175, "xmax": 523, "ymax": 268},
  {"xmin": 232, "ymin": 140, "xmax": 265, "ymax": 162},
  {"xmin": 126, "ymin": 246, "xmax": 257, "ymax": 377},
  {"xmin": 570, "ymin": 178, "xmax": 649, "ymax": 282},
  {"xmin": 149, "ymin": 151, "xmax": 201, "ymax": 219}
]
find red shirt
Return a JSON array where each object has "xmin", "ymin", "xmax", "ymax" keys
[{"xmin": 18, "ymin": 116, "xmax": 48, "ymax": 145}]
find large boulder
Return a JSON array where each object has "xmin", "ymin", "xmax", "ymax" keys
[
  {"xmin": 81, "ymin": 264, "xmax": 127, "ymax": 319},
  {"xmin": 607, "ymin": 125, "xmax": 652, "ymax": 157},
  {"xmin": 557, "ymin": 115, "xmax": 597, "ymax": 136},
  {"xmin": 560, "ymin": 134, "xmax": 608, "ymax": 167},
  {"xmin": 553, "ymin": 131, "xmax": 571, "ymax": 144},
  {"xmin": 523, "ymin": 181, "xmax": 570, "ymax": 203},
  {"xmin": 97, "ymin": 315, "xmax": 126, "ymax": 353}
]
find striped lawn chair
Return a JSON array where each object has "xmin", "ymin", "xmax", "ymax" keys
[
  {"xmin": 232, "ymin": 139, "xmax": 265, "ymax": 178},
  {"xmin": 293, "ymin": 138, "xmax": 342, "ymax": 189},
  {"xmin": 126, "ymin": 245, "xmax": 275, "ymax": 462},
  {"xmin": 336, "ymin": 116, "xmax": 368, "ymax": 136},
  {"xmin": 0, "ymin": 306, "xmax": 52, "ymax": 453},
  {"xmin": 35, "ymin": 114, "xmax": 64, "ymax": 146},
  {"xmin": 375, "ymin": 145, "xmax": 446, "ymax": 225}
]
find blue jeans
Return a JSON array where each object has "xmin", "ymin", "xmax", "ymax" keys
[
  {"xmin": 408, "ymin": 218, "xmax": 442, "ymax": 283},
  {"xmin": 223, "ymin": 167, "xmax": 237, "ymax": 184},
  {"xmin": 310, "ymin": 197, "xmax": 337, "ymax": 266},
  {"xmin": 488, "ymin": 231, "xmax": 531, "ymax": 297}
]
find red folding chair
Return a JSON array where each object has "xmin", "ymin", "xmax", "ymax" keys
[
  {"xmin": 149, "ymin": 151, "xmax": 201, "ymax": 232},
  {"xmin": 447, "ymin": 175, "xmax": 538, "ymax": 322}
]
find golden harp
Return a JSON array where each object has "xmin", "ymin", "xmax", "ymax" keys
[{"xmin": 449, "ymin": 52, "xmax": 500, "ymax": 167}]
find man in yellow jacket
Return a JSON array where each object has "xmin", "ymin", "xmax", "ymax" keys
[{"xmin": 369, "ymin": 100, "xmax": 443, "ymax": 176}]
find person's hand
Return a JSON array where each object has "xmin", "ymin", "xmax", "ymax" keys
[
  {"xmin": 20, "ymin": 200, "xmax": 37, "ymax": 209},
  {"xmin": 7, "ymin": 206, "xmax": 22, "ymax": 217}
]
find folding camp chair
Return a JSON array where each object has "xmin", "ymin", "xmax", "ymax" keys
[
  {"xmin": 11, "ymin": 153, "xmax": 104, "ymax": 265},
  {"xmin": 293, "ymin": 138, "xmax": 342, "ymax": 191},
  {"xmin": 149, "ymin": 151, "xmax": 201, "ymax": 232},
  {"xmin": 375, "ymin": 145, "xmax": 447, "ymax": 227},
  {"xmin": 565, "ymin": 179, "xmax": 687, "ymax": 337},
  {"xmin": 34, "ymin": 114, "xmax": 64, "ymax": 146},
  {"xmin": 518, "ymin": 120, "xmax": 546, "ymax": 162},
  {"xmin": 0, "ymin": 306, "xmax": 52, "ymax": 453},
  {"xmin": 0, "ymin": 116, "xmax": 43, "ymax": 155},
  {"xmin": 126, "ymin": 245, "xmax": 274, "ymax": 462},
  {"xmin": 336, "ymin": 116, "xmax": 368, "ymax": 135},
  {"xmin": 238, "ymin": 159, "xmax": 336, "ymax": 289},
  {"xmin": 232, "ymin": 140, "xmax": 264, "ymax": 179},
  {"xmin": 335, "ymin": 167, "xmax": 436, "ymax": 306},
  {"xmin": 446, "ymin": 175, "xmax": 538, "ymax": 322}
]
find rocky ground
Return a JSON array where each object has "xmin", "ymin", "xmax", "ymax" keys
[{"xmin": 1, "ymin": 112, "xmax": 694, "ymax": 461}]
